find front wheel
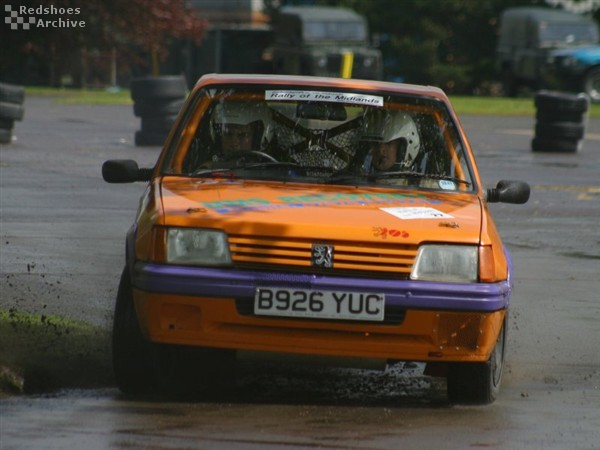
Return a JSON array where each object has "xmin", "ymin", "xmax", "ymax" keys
[
  {"xmin": 446, "ymin": 317, "xmax": 507, "ymax": 405},
  {"xmin": 112, "ymin": 267, "xmax": 159, "ymax": 394}
]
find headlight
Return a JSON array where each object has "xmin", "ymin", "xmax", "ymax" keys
[
  {"xmin": 166, "ymin": 228, "xmax": 231, "ymax": 265},
  {"xmin": 410, "ymin": 245, "xmax": 478, "ymax": 282}
]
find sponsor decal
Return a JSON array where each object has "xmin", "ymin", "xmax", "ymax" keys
[
  {"xmin": 380, "ymin": 206, "xmax": 454, "ymax": 220},
  {"xmin": 372, "ymin": 227, "xmax": 409, "ymax": 239},
  {"xmin": 266, "ymin": 90, "xmax": 384, "ymax": 107}
]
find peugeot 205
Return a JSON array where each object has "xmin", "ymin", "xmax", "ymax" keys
[{"xmin": 102, "ymin": 74, "xmax": 530, "ymax": 404}]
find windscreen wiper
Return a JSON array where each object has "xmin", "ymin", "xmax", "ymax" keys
[
  {"xmin": 370, "ymin": 171, "xmax": 471, "ymax": 186},
  {"xmin": 190, "ymin": 168, "xmax": 237, "ymax": 177},
  {"xmin": 234, "ymin": 161, "xmax": 303, "ymax": 171}
]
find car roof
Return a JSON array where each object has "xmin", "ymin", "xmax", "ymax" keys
[{"xmin": 192, "ymin": 73, "xmax": 450, "ymax": 103}]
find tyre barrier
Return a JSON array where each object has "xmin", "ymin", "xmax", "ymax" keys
[
  {"xmin": 532, "ymin": 90, "xmax": 590, "ymax": 153},
  {"xmin": 0, "ymin": 82, "xmax": 26, "ymax": 144},
  {"xmin": 130, "ymin": 76, "xmax": 187, "ymax": 147}
]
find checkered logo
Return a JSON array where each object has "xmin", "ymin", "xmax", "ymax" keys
[{"xmin": 5, "ymin": 5, "xmax": 36, "ymax": 30}]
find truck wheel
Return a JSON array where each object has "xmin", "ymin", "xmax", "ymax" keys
[
  {"xmin": 112, "ymin": 267, "xmax": 159, "ymax": 394},
  {"xmin": 447, "ymin": 318, "xmax": 506, "ymax": 405},
  {"xmin": 583, "ymin": 67, "xmax": 600, "ymax": 103}
]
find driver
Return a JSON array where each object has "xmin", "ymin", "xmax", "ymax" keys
[
  {"xmin": 211, "ymin": 101, "xmax": 272, "ymax": 157},
  {"xmin": 360, "ymin": 110, "xmax": 421, "ymax": 173}
]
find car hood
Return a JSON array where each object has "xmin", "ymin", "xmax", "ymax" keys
[{"xmin": 158, "ymin": 177, "xmax": 483, "ymax": 245}]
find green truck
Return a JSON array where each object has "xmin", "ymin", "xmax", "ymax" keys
[
  {"xmin": 271, "ymin": 6, "xmax": 383, "ymax": 80},
  {"xmin": 497, "ymin": 7, "xmax": 600, "ymax": 101}
]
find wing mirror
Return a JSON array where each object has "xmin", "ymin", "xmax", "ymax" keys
[
  {"xmin": 486, "ymin": 180, "xmax": 530, "ymax": 204},
  {"xmin": 102, "ymin": 159, "xmax": 153, "ymax": 183}
]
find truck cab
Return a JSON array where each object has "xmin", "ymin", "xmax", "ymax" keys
[
  {"xmin": 271, "ymin": 6, "xmax": 383, "ymax": 80},
  {"xmin": 497, "ymin": 6, "xmax": 600, "ymax": 101}
]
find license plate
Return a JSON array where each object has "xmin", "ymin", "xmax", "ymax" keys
[{"xmin": 254, "ymin": 287, "xmax": 385, "ymax": 321}]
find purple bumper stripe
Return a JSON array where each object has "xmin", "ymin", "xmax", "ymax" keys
[{"xmin": 134, "ymin": 263, "xmax": 512, "ymax": 312}]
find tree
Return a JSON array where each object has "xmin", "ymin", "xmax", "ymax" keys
[{"xmin": 1, "ymin": 0, "xmax": 207, "ymax": 86}]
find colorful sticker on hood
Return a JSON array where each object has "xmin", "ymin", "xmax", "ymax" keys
[
  {"xmin": 381, "ymin": 207, "xmax": 454, "ymax": 220},
  {"xmin": 203, "ymin": 192, "xmax": 442, "ymax": 214},
  {"xmin": 266, "ymin": 90, "xmax": 384, "ymax": 107}
]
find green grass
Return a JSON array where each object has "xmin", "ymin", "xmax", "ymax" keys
[
  {"xmin": 0, "ymin": 309, "xmax": 112, "ymax": 395},
  {"xmin": 25, "ymin": 86, "xmax": 132, "ymax": 105},
  {"xmin": 25, "ymin": 86, "xmax": 600, "ymax": 117}
]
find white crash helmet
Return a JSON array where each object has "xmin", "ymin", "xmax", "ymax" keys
[
  {"xmin": 361, "ymin": 109, "xmax": 421, "ymax": 163},
  {"xmin": 211, "ymin": 100, "xmax": 273, "ymax": 146}
]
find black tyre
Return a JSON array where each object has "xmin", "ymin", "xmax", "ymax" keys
[
  {"xmin": 134, "ymin": 130, "xmax": 168, "ymax": 147},
  {"xmin": 447, "ymin": 317, "xmax": 507, "ymax": 405},
  {"xmin": 531, "ymin": 136, "xmax": 581, "ymax": 153},
  {"xmin": 130, "ymin": 76, "xmax": 187, "ymax": 101},
  {"xmin": 0, "ymin": 101, "xmax": 25, "ymax": 121},
  {"xmin": 534, "ymin": 90, "xmax": 590, "ymax": 114},
  {"xmin": 0, "ymin": 127, "xmax": 12, "ymax": 144},
  {"xmin": 0, "ymin": 118, "xmax": 14, "ymax": 130},
  {"xmin": 133, "ymin": 98, "xmax": 185, "ymax": 118},
  {"xmin": 535, "ymin": 121, "xmax": 586, "ymax": 141},
  {"xmin": 141, "ymin": 115, "xmax": 179, "ymax": 133},
  {"xmin": 582, "ymin": 66, "xmax": 600, "ymax": 103},
  {"xmin": 0, "ymin": 82, "xmax": 25, "ymax": 104},
  {"xmin": 536, "ymin": 109, "xmax": 585, "ymax": 124},
  {"xmin": 112, "ymin": 267, "xmax": 159, "ymax": 394}
]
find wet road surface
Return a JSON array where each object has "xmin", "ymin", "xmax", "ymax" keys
[{"xmin": 1, "ymin": 96, "xmax": 599, "ymax": 449}]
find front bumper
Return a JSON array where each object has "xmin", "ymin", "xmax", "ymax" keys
[{"xmin": 131, "ymin": 263, "xmax": 510, "ymax": 363}]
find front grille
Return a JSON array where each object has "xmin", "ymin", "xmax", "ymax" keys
[
  {"xmin": 235, "ymin": 297, "xmax": 406, "ymax": 326},
  {"xmin": 229, "ymin": 235, "xmax": 418, "ymax": 277}
]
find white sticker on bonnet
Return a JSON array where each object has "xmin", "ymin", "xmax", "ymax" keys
[{"xmin": 381, "ymin": 207, "xmax": 454, "ymax": 220}]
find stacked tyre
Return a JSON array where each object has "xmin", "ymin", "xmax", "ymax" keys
[
  {"xmin": 532, "ymin": 91, "xmax": 590, "ymax": 153},
  {"xmin": 130, "ymin": 75, "xmax": 187, "ymax": 147},
  {"xmin": 0, "ymin": 82, "xmax": 26, "ymax": 144}
]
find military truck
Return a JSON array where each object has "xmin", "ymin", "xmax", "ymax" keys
[
  {"xmin": 497, "ymin": 7, "xmax": 600, "ymax": 101},
  {"xmin": 271, "ymin": 6, "xmax": 383, "ymax": 80}
]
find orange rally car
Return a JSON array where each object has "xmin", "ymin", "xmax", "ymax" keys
[{"xmin": 103, "ymin": 74, "xmax": 530, "ymax": 404}]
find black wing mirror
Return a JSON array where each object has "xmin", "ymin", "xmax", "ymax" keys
[
  {"xmin": 486, "ymin": 180, "xmax": 530, "ymax": 204},
  {"xmin": 102, "ymin": 159, "xmax": 153, "ymax": 183}
]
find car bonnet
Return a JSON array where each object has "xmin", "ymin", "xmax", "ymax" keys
[{"xmin": 157, "ymin": 177, "xmax": 482, "ymax": 246}]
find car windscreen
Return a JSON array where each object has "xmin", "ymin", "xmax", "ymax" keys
[{"xmin": 161, "ymin": 85, "xmax": 475, "ymax": 192}]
